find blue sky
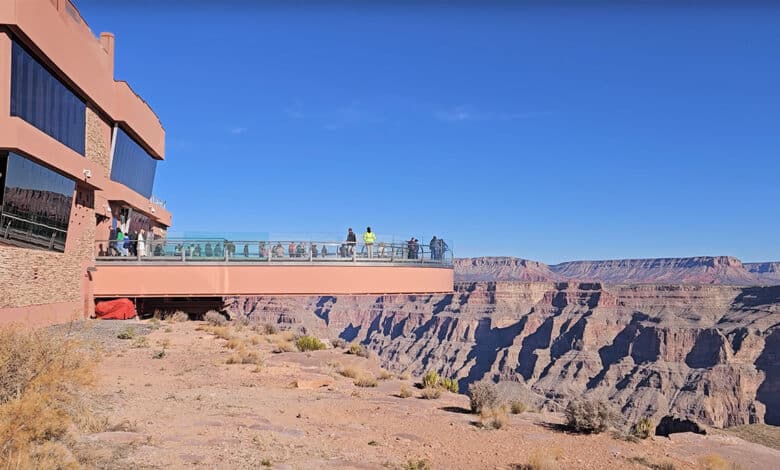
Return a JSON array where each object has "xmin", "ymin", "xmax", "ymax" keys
[{"xmin": 77, "ymin": 1, "xmax": 780, "ymax": 263}]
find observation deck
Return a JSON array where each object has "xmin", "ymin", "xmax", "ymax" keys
[{"xmin": 92, "ymin": 239, "xmax": 454, "ymax": 297}]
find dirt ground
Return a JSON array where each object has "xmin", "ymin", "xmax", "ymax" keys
[{"xmin": 69, "ymin": 319, "xmax": 779, "ymax": 470}]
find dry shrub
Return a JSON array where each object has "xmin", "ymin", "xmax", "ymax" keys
[
  {"xmin": 130, "ymin": 336, "xmax": 149, "ymax": 349},
  {"xmin": 272, "ymin": 340, "xmax": 295, "ymax": 353},
  {"xmin": 204, "ymin": 310, "xmax": 226, "ymax": 326},
  {"xmin": 339, "ymin": 367, "xmax": 360, "ymax": 379},
  {"xmin": 295, "ymin": 335, "xmax": 326, "ymax": 352},
  {"xmin": 631, "ymin": 416, "xmax": 655, "ymax": 439},
  {"xmin": 227, "ymin": 350, "xmax": 263, "ymax": 365},
  {"xmin": 697, "ymin": 454, "xmax": 739, "ymax": 470},
  {"xmin": 510, "ymin": 400, "xmax": 527, "ymax": 414},
  {"xmin": 167, "ymin": 310, "xmax": 189, "ymax": 323},
  {"xmin": 331, "ymin": 338, "xmax": 347, "ymax": 349},
  {"xmin": 116, "ymin": 326, "xmax": 135, "ymax": 340},
  {"xmin": 404, "ymin": 459, "xmax": 432, "ymax": 470},
  {"xmin": 522, "ymin": 447, "xmax": 563, "ymax": 470},
  {"xmin": 479, "ymin": 407, "xmax": 508, "ymax": 429},
  {"xmin": 468, "ymin": 381, "xmax": 500, "ymax": 413},
  {"xmin": 210, "ymin": 326, "xmax": 232, "ymax": 341},
  {"xmin": 378, "ymin": 369, "xmax": 394, "ymax": 380},
  {"xmin": 398, "ymin": 385, "xmax": 413, "ymax": 398},
  {"xmin": 420, "ymin": 387, "xmax": 441, "ymax": 399},
  {"xmin": 226, "ymin": 338, "xmax": 244, "ymax": 350},
  {"xmin": 564, "ymin": 399, "xmax": 614, "ymax": 434},
  {"xmin": 354, "ymin": 376, "xmax": 378, "ymax": 388},
  {"xmin": 249, "ymin": 335, "xmax": 262, "ymax": 345},
  {"xmin": 399, "ymin": 371, "xmax": 411, "ymax": 380},
  {"xmin": 0, "ymin": 326, "xmax": 96, "ymax": 468},
  {"xmin": 347, "ymin": 343, "xmax": 370, "ymax": 358}
]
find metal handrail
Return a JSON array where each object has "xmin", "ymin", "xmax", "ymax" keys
[{"xmin": 94, "ymin": 238, "xmax": 453, "ymax": 265}]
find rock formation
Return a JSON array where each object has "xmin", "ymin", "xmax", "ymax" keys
[
  {"xmin": 457, "ymin": 256, "xmax": 780, "ymax": 286},
  {"xmin": 225, "ymin": 281, "xmax": 780, "ymax": 429}
]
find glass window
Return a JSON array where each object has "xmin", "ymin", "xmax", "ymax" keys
[
  {"xmin": 0, "ymin": 152, "xmax": 75, "ymax": 252},
  {"xmin": 10, "ymin": 40, "xmax": 86, "ymax": 155},
  {"xmin": 110, "ymin": 127, "xmax": 157, "ymax": 198}
]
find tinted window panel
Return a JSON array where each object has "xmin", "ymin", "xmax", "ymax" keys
[
  {"xmin": 110, "ymin": 128, "xmax": 157, "ymax": 198},
  {"xmin": 10, "ymin": 41, "xmax": 86, "ymax": 155},
  {"xmin": 0, "ymin": 152, "xmax": 75, "ymax": 252}
]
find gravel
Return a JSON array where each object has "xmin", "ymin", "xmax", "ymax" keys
[{"xmin": 46, "ymin": 320, "xmax": 157, "ymax": 351}]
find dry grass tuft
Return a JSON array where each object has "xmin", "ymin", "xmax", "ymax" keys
[
  {"xmin": 354, "ymin": 375, "xmax": 378, "ymax": 388},
  {"xmin": 398, "ymin": 385, "xmax": 413, "ymax": 398},
  {"xmin": 347, "ymin": 343, "xmax": 370, "ymax": 358},
  {"xmin": 697, "ymin": 454, "xmax": 739, "ymax": 470},
  {"xmin": 420, "ymin": 387, "xmax": 442, "ymax": 400},
  {"xmin": 226, "ymin": 349, "xmax": 263, "ymax": 365},
  {"xmin": 521, "ymin": 446, "xmax": 563, "ymax": 470},
  {"xmin": 0, "ymin": 325, "xmax": 96, "ymax": 468},
  {"xmin": 210, "ymin": 326, "xmax": 232, "ymax": 341},
  {"xmin": 130, "ymin": 336, "xmax": 149, "ymax": 349},
  {"xmin": 378, "ymin": 369, "xmax": 394, "ymax": 380},
  {"xmin": 226, "ymin": 338, "xmax": 245, "ymax": 350},
  {"xmin": 339, "ymin": 367, "xmax": 360, "ymax": 379},
  {"xmin": 272, "ymin": 340, "xmax": 295, "ymax": 353},
  {"xmin": 479, "ymin": 406, "xmax": 508, "ymax": 429},
  {"xmin": 723, "ymin": 424, "xmax": 780, "ymax": 451}
]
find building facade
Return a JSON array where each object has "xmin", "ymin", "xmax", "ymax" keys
[{"xmin": 0, "ymin": 0, "xmax": 171, "ymax": 325}]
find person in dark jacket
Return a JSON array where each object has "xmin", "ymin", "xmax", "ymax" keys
[{"xmin": 346, "ymin": 228, "xmax": 357, "ymax": 256}]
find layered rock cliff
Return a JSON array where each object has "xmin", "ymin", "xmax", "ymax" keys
[
  {"xmin": 225, "ymin": 282, "xmax": 780, "ymax": 429},
  {"xmin": 456, "ymin": 256, "xmax": 780, "ymax": 286}
]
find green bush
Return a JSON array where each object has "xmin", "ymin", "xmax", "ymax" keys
[
  {"xmin": 468, "ymin": 381, "xmax": 500, "ymax": 413},
  {"xmin": 564, "ymin": 399, "xmax": 614, "ymax": 434},
  {"xmin": 421, "ymin": 370, "xmax": 440, "ymax": 389},
  {"xmin": 295, "ymin": 335, "xmax": 326, "ymax": 352},
  {"xmin": 440, "ymin": 377, "xmax": 459, "ymax": 393}
]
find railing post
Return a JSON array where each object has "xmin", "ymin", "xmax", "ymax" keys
[{"xmin": 181, "ymin": 247, "xmax": 185, "ymax": 263}]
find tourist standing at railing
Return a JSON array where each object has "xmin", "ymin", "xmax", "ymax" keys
[
  {"xmin": 259, "ymin": 242, "xmax": 267, "ymax": 258},
  {"xmin": 137, "ymin": 229, "xmax": 146, "ymax": 257},
  {"xmin": 438, "ymin": 238, "xmax": 448, "ymax": 262},
  {"xmin": 288, "ymin": 241, "xmax": 295, "ymax": 258},
  {"xmin": 321, "ymin": 245, "xmax": 328, "ymax": 258},
  {"xmin": 117, "ymin": 229, "xmax": 126, "ymax": 256},
  {"xmin": 430, "ymin": 236, "xmax": 438, "ymax": 260},
  {"xmin": 362, "ymin": 227, "xmax": 376, "ymax": 258},
  {"xmin": 109, "ymin": 227, "xmax": 119, "ymax": 256},
  {"xmin": 346, "ymin": 228, "xmax": 357, "ymax": 256}
]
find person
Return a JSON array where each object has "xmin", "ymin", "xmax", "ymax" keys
[
  {"xmin": 137, "ymin": 229, "xmax": 146, "ymax": 257},
  {"xmin": 116, "ymin": 229, "xmax": 125, "ymax": 256},
  {"xmin": 296, "ymin": 243, "xmax": 305, "ymax": 258},
  {"xmin": 362, "ymin": 227, "xmax": 376, "ymax": 259},
  {"xmin": 109, "ymin": 227, "xmax": 119, "ymax": 256},
  {"xmin": 259, "ymin": 242, "xmax": 267, "ymax": 258},
  {"xmin": 129, "ymin": 231, "xmax": 138, "ymax": 257},
  {"xmin": 205, "ymin": 242, "xmax": 213, "ymax": 257},
  {"xmin": 407, "ymin": 237, "xmax": 414, "ymax": 259},
  {"xmin": 311, "ymin": 244, "xmax": 319, "ymax": 258},
  {"xmin": 429, "ymin": 236, "xmax": 438, "ymax": 261},
  {"xmin": 274, "ymin": 243, "xmax": 284, "ymax": 258},
  {"xmin": 412, "ymin": 238, "xmax": 419, "ymax": 259},
  {"xmin": 321, "ymin": 245, "xmax": 328, "ymax": 258},
  {"xmin": 346, "ymin": 228, "xmax": 357, "ymax": 256},
  {"xmin": 194, "ymin": 244, "xmax": 202, "ymax": 257},
  {"xmin": 438, "ymin": 238, "xmax": 448, "ymax": 262},
  {"xmin": 288, "ymin": 241, "xmax": 296, "ymax": 258},
  {"xmin": 214, "ymin": 243, "xmax": 223, "ymax": 258}
]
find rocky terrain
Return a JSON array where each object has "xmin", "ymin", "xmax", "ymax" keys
[
  {"xmin": 225, "ymin": 281, "xmax": 780, "ymax": 431},
  {"xmin": 456, "ymin": 256, "xmax": 780, "ymax": 286},
  {"xmin": 53, "ymin": 320, "xmax": 780, "ymax": 469}
]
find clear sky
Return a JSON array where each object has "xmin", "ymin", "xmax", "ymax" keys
[{"xmin": 76, "ymin": 1, "xmax": 780, "ymax": 263}]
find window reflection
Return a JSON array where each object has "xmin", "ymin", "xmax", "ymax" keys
[
  {"xmin": 110, "ymin": 128, "xmax": 157, "ymax": 198},
  {"xmin": 0, "ymin": 152, "xmax": 75, "ymax": 252},
  {"xmin": 10, "ymin": 40, "xmax": 86, "ymax": 155}
]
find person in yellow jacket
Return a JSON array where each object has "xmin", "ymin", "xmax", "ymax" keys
[{"xmin": 363, "ymin": 226, "xmax": 376, "ymax": 258}]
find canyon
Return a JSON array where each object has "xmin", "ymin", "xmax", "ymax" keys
[{"xmin": 223, "ymin": 256, "xmax": 780, "ymax": 432}]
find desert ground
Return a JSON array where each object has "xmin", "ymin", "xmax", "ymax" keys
[{"xmin": 39, "ymin": 319, "xmax": 780, "ymax": 469}]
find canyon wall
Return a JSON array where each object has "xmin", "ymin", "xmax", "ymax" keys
[
  {"xmin": 457, "ymin": 256, "xmax": 780, "ymax": 286},
  {"xmin": 225, "ymin": 281, "xmax": 780, "ymax": 429}
]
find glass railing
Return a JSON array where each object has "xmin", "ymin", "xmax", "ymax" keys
[{"xmin": 94, "ymin": 238, "xmax": 453, "ymax": 265}]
